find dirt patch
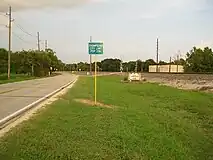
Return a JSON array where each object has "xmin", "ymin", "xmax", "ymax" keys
[
  {"xmin": 197, "ymin": 86, "xmax": 213, "ymax": 91},
  {"xmin": 139, "ymin": 73, "xmax": 213, "ymax": 92},
  {"xmin": 74, "ymin": 99, "xmax": 115, "ymax": 109}
]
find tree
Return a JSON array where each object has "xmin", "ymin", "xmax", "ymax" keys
[
  {"xmin": 126, "ymin": 61, "xmax": 136, "ymax": 72},
  {"xmin": 77, "ymin": 62, "xmax": 89, "ymax": 71},
  {"xmin": 184, "ymin": 47, "xmax": 213, "ymax": 73},
  {"xmin": 0, "ymin": 48, "xmax": 64, "ymax": 77},
  {"xmin": 159, "ymin": 60, "xmax": 167, "ymax": 65},
  {"xmin": 143, "ymin": 59, "xmax": 156, "ymax": 72},
  {"xmin": 136, "ymin": 60, "xmax": 142, "ymax": 72},
  {"xmin": 122, "ymin": 62, "xmax": 128, "ymax": 72},
  {"xmin": 4, "ymin": 45, "xmax": 210, "ymax": 75},
  {"xmin": 173, "ymin": 58, "xmax": 186, "ymax": 66},
  {"xmin": 101, "ymin": 59, "xmax": 121, "ymax": 72},
  {"xmin": 0, "ymin": 48, "xmax": 8, "ymax": 74}
]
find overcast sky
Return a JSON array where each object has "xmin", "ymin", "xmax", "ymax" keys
[{"xmin": 0, "ymin": 0, "xmax": 213, "ymax": 63}]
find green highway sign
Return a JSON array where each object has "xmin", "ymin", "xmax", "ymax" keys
[{"xmin": 88, "ymin": 42, "xmax": 104, "ymax": 55}]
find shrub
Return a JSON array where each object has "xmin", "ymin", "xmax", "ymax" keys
[{"xmin": 123, "ymin": 76, "xmax": 128, "ymax": 81}]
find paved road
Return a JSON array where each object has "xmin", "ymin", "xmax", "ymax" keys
[{"xmin": 0, "ymin": 73, "xmax": 77, "ymax": 120}]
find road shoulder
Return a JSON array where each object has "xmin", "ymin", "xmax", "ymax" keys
[{"xmin": 0, "ymin": 76, "xmax": 78, "ymax": 138}]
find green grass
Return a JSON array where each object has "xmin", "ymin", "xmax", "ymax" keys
[
  {"xmin": 0, "ymin": 73, "xmax": 61, "ymax": 85},
  {"xmin": 0, "ymin": 74, "xmax": 35, "ymax": 84},
  {"xmin": 1, "ymin": 76, "xmax": 213, "ymax": 160}
]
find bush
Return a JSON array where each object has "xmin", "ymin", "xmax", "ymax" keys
[{"xmin": 123, "ymin": 76, "xmax": 128, "ymax": 81}]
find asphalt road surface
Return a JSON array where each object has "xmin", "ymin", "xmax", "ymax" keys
[{"xmin": 0, "ymin": 73, "xmax": 77, "ymax": 121}]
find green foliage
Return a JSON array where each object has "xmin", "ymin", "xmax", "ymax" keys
[
  {"xmin": 0, "ymin": 74, "xmax": 35, "ymax": 84},
  {"xmin": 123, "ymin": 76, "xmax": 128, "ymax": 81},
  {"xmin": 143, "ymin": 59, "xmax": 156, "ymax": 72},
  {"xmin": 2, "ymin": 46, "xmax": 213, "ymax": 74},
  {"xmin": 0, "ymin": 48, "xmax": 8, "ymax": 73},
  {"xmin": 78, "ymin": 62, "xmax": 90, "ymax": 71},
  {"xmin": 67, "ymin": 58, "xmax": 157, "ymax": 73},
  {"xmin": 1, "ymin": 76, "xmax": 213, "ymax": 159},
  {"xmin": 159, "ymin": 60, "xmax": 167, "ymax": 65},
  {"xmin": 184, "ymin": 47, "xmax": 213, "ymax": 73},
  {"xmin": 101, "ymin": 58, "xmax": 121, "ymax": 72},
  {"xmin": 0, "ymin": 48, "xmax": 64, "ymax": 76},
  {"xmin": 173, "ymin": 58, "xmax": 186, "ymax": 66},
  {"xmin": 125, "ymin": 61, "xmax": 137, "ymax": 72}
]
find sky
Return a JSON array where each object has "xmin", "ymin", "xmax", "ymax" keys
[{"xmin": 0, "ymin": 0, "xmax": 213, "ymax": 63}]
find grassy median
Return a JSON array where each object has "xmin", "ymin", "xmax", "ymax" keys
[
  {"xmin": 0, "ymin": 73, "xmax": 61, "ymax": 85},
  {"xmin": 0, "ymin": 76, "xmax": 213, "ymax": 160},
  {"xmin": 0, "ymin": 74, "xmax": 35, "ymax": 85}
]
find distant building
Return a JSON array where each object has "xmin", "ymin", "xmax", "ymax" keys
[{"xmin": 149, "ymin": 65, "xmax": 184, "ymax": 73}]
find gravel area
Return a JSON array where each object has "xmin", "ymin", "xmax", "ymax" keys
[{"xmin": 142, "ymin": 73, "xmax": 213, "ymax": 91}]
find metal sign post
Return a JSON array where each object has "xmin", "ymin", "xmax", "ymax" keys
[{"xmin": 88, "ymin": 42, "xmax": 103, "ymax": 105}]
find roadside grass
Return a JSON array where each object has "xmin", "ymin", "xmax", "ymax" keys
[
  {"xmin": 0, "ymin": 72, "xmax": 61, "ymax": 85},
  {"xmin": 0, "ymin": 74, "xmax": 35, "ymax": 84},
  {"xmin": 0, "ymin": 76, "xmax": 213, "ymax": 159}
]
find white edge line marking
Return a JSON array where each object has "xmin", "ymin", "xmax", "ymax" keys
[{"xmin": 0, "ymin": 77, "xmax": 78, "ymax": 127}]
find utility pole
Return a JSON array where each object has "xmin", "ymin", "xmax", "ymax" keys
[
  {"xmin": 156, "ymin": 38, "xmax": 159, "ymax": 73},
  {"xmin": 7, "ymin": 6, "xmax": 12, "ymax": 80},
  {"xmin": 45, "ymin": 40, "xmax": 48, "ymax": 51},
  {"xmin": 169, "ymin": 56, "xmax": 172, "ymax": 73},
  {"xmin": 135, "ymin": 60, "xmax": 138, "ymax": 73},
  {"xmin": 90, "ymin": 36, "xmax": 92, "ymax": 75},
  {"xmin": 31, "ymin": 64, "xmax": 34, "ymax": 76},
  {"xmin": 120, "ymin": 55, "xmax": 123, "ymax": 73},
  {"xmin": 120, "ymin": 60, "xmax": 123, "ymax": 73},
  {"xmin": 37, "ymin": 32, "xmax": 40, "ymax": 51},
  {"xmin": 141, "ymin": 64, "xmax": 143, "ymax": 73},
  {"xmin": 177, "ymin": 53, "xmax": 180, "ymax": 73}
]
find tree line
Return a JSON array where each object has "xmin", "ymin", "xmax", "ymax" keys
[
  {"xmin": 64, "ymin": 58, "xmax": 180, "ymax": 72},
  {"xmin": 1, "ymin": 46, "xmax": 213, "ymax": 75},
  {"xmin": 0, "ymin": 48, "xmax": 65, "ymax": 77},
  {"xmin": 64, "ymin": 47, "xmax": 213, "ymax": 73}
]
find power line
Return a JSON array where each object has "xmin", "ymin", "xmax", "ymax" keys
[
  {"xmin": 1, "ymin": 1, "xmax": 37, "ymax": 39},
  {"xmin": 13, "ymin": 14, "xmax": 36, "ymax": 30},
  {"xmin": 1, "ymin": 3, "xmax": 52, "ymax": 52},
  {"xmin": 0, "ymin": 13, "xmax": 7, "ymax": 18},
  {"xmin": 2, "ymin": 0, "xmax": 36, "ymax": 31},
  {"xmin": 0, "ymin": 24, "xmax": 6, "ymax": 26},
  {"xmin": 0, "ymin": 13, "xmax": 8, "ymax": 28},
  {"xmin": 13, "ymin": 22, "xmax": 37, "ymax": 37},
  {"xmin": 12, "ymin": 32, "xmax": 34, "ymax": 44}
]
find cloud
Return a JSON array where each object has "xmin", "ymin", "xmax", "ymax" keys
[
  {"xmin": 0, "ymin": 0, "xmax": 106, "ymax": 12},
  {"xmin": 1, "ymin": 0, "xmax": 209, "ymax": 16},
  {"xmin": 130, "ymin": 0, "xmax": 211, "ymax": 20},
  {"xmin": 104, "ymin": 0, "xmax": 189, "ymax": 21}
]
